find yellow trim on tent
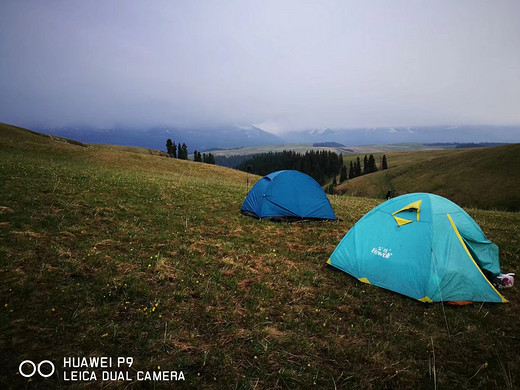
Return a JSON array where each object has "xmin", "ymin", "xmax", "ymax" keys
[
  {"xmin": 392, "ymin": 199, "xmax": 422, "ymax": 221},
  {"xmin": 447, "ymin": 214, "xmax": 508, "ymax": 303},
  {"xmin": 326, "ymin": 258, "xmax": 331, "ymax": 265},
  {"xmin": 418, "ymin": 296, "xmax": 433, "ymax": 303},
  {"xmin": 394, "ymin": 216, "xmax": 413, "ymax": 226},
  {"xmin": 358, "ymin": 277, "xmax": 371, "ymax": 284}
]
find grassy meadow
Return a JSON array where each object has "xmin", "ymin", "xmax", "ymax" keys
[{"xmin": 1, "ymin": 123, "xmax": 520, "ymax": 389}]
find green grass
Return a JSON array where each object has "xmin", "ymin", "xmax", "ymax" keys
[
  {"xmin": 337, "ymin": 145, "xmax": 520, "ymax": 211},
  {"xmin": 1, "ymin": 123, "xmax": 520, "ymax": 389}
]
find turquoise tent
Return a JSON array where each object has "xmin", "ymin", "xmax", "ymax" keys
[
  {"xmin": 241, "ymin": 170, "xmax": 337, "ymax": 221},
  {"xmin": 328, "ymin": 193, "xmax": 506, "ymax": 303}
]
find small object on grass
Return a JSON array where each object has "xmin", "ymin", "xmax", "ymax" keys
[
  {"xmin": 493, "ymin": 273, "xmax": 515, "ymax": 289},
  {"xmin": 447, "ymin": 301, "xmax": 473, "ymax": 306}
]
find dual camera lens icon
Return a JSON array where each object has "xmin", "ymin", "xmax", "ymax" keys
[{"xmin": 19, "ymin": 360, "xmax": 55, "ymax": 378}]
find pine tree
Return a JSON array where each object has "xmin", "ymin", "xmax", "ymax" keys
[
  {"xmin": 355, "ymin": 157, "xmax": 362, "ymax": 177},
  {"xmin": 340, "ymin": 165, "xmax": 348, "ymax": 183},
  {"xmin": 179, "ymin": 143, "xmax": 188, "ymax": 160},
  {"xmin": 332, "ymin": 175, "xmax": 337, "ymax": 187},
  {"xmin": 363, "ymin": 155, "xmax": 368, "ymax": 174},
  {"xmin": 349, "ymin": 161, "xmax": 355, "ymax": 179},
  {"xmin": 194, "ymin": 151, "xmax": 202, "ymax": 162},
  {"xmin": 382, "ymin": 155, "xmax": 388, "ymax": 170},
  {"xmin": 166, "ymin": 139, "xmax": 173, "ymax": 157},
  {"xmin": 207, "ymin": 153, "xmax": 216, "ymax": 164},
  {"xmin": 368, "ymin": 154, "xmax": 377, "ymax": 173}
]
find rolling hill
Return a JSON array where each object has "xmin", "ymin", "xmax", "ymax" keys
[
  {"xmin": 337, "ymin": 145, "xmax": 520, "ymax": 211},
  {"xmin": 1, "ymin": 123, "xmax": 519, "ymax": 389}
]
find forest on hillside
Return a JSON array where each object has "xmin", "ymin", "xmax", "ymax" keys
[
  {"xmin": 236, "ymin": 150, "xmax": 343, "ymax": 185},
  {"xmin": 236, "ymin": 150, "xmax": 389, "ymax": 191}
]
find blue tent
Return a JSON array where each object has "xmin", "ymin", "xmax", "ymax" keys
[
  {"xmin": 328, "ymin": 193, "xmax": 506, "ymax": 303},
  {"xmin": 241, "ymin": 170, "xmax": 337, "ymax": 221}
]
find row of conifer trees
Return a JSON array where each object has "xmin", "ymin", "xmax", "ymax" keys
[
  {"xmin": 328, "ymin": 154, "xmax": 388, "ymax": 193},
  {"xmin": 166, "ymin": 139, "xmax": 389, "ymax": 187},
  {"xmin": 235, "ymin": 150, "xmax": 388, "ymax": 192},
  {"xmin": 236, "ymin": 150, "xmax": 343, "ymax": 185},
  {"xmin": 345, "ymin": 154, "xmax": 388, "ymax": 180},
  {"xmin": 165, "ymin": 139, "xmax": 215, "ymax": 164},
  {"xmin": 235, "ymin": 150, "xmax": 388, "ymax": 189}
]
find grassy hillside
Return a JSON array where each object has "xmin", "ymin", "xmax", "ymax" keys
[
  {"xmin": 1, "ymin": 123, "xmax": 520, "ymax": 389},
  {"xmin": 337, "ymin": 145, "xmax": 520, "ymax": 211}
]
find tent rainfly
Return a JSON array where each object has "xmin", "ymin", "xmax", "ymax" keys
[
  {"xmin": 328, "ymin": 193, "xmax": 507, "ymax": 303},
  {"xmin": 241, "ymin": 170, "xmax": 337, "ymax": 221}
]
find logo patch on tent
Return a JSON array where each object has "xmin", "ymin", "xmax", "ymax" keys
[{"xmin": 371, "ymin": 247, "xmax": 392, "ymax": 259}]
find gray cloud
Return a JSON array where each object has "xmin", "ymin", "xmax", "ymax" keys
[{"xmin": 1, "ymin": 0, "xmax": 519, "ymax": 132}]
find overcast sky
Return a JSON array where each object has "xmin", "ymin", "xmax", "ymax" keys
[{"xmin": 1, "ymin": 0, "xmax": 519, "ymax": 133}]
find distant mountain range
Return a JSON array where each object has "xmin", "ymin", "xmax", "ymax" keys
[
  {"xmin": 283, "ymin": 125, "xmax": 520, "ymax": 145},
  {"xmin": 37, "ymin": 124, "xmax": 520, "ymax": 152},
  {"xmin": 38, "ymin": 125, "xmax": 284, "ymax": 152}
]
